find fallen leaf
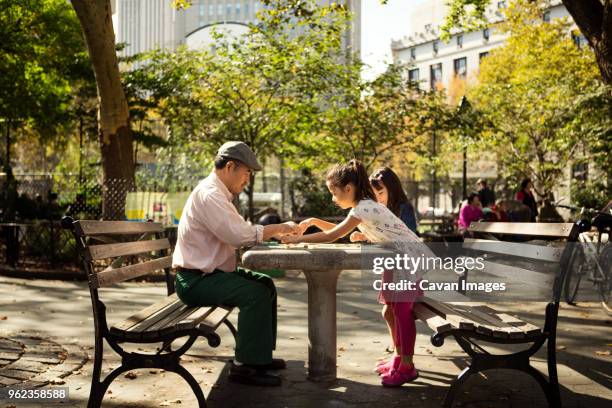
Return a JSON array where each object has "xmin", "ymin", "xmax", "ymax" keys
[
  {"xmin": 595, "ymin": 350, "xmax": 610, "ymax": 356},
  {"xmin": 289, "ymin": 336, "xmax": 296, "ymax": 340},
  {"xmin": 125, "ymin": 372, "xmax": 138, "ymax": 379},
  {"xmin": 49, "ymin": 378, "xmax": 66, "ymax": 385},
  {"xmin": 338, "ymin": 346, "xmax": 346, "ymax": 352},
  {"xmin": 556, "ymin": 346, "xmax": 566, "ymax": 351},
  {"xmin": 0, "ymin": 316, "xmax": 7, "ymax": 320}
]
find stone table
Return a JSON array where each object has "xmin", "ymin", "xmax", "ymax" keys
[{"xmin": 242, "ymin": 243, "xmax": 391, "ymax": 382}]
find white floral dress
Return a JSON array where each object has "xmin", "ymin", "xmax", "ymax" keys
[{"xmin": 349, "ymin": 199, "xmax": 431, "ymax": 303}]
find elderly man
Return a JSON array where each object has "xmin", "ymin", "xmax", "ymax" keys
[{"xmin": 172, "ymin": 141, "xmax": 299, "ymax": 386}]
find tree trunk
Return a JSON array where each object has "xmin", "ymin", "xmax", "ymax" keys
[
  {"xmin": 71, "ymin": 0, "xmax": 135, "ymax": 220},
  {"xmin": 562, "ymin": 0, "xmax": 612, "ymax": 85}
]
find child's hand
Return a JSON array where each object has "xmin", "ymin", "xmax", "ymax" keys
[
  {"xmin": 350, "ymin": 231, "xmax": 367, "ymax": 242},
  {"xmin": 298, "ymin": 218, "xmax": 316, "ymax": 234}
]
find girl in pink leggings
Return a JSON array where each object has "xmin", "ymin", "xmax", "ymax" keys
[{"xmin": 282, "ymin": 159, "xmax": 427, "ymax": 387}]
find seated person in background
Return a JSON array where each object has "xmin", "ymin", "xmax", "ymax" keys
[
  {"xmin": 458, "ymin": 193, "xmax": 484, "ymax": 234},
  {"xmin": 483, "ymin": 199, "xmax": 510, "ymax": 222},
  {"xmin": 476, "ymin": 179, "xmax": 496, "ymax": 208}
]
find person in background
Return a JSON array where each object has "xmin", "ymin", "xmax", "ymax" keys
[
  {"xmin": 368, "ymin": 167, "xmax": 418, "ymax": 234},
  {"xmin": 458, "ymin": 193, "xmax": 484, "ymax": 234},
  {"xmin": 476, "ymin": 179, "xmax": 496, "ymax": 208},
  {"xmin": 515, "ymin": 178, "xmax": 538, "ymax": 222}
]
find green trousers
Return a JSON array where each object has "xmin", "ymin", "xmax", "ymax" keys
[{"xmin": 175, "ymin": 267, "xmax": 277, "ymax": 365}]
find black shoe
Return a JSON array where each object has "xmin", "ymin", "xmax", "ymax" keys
[
  {"xmin": 246, "ymin": 358, "xmax": 287, "ymax": 371},
  {"xmin": 228, "ymin": 362, "xmax": 282, "ymax": 386}
]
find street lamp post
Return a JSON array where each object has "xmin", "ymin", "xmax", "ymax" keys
[{"xmin": 458, "ymin": 96, "xmax": 472, "ymax": 201}]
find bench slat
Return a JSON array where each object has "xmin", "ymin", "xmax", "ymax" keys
[
  {"xmin": 414, "ymin": 303, "xmax": 453, "ymax": 333},
  {"xmin": 145, "ymin": 304, "xmax": 213, "ymax": 334},
  {"xmin": 112, "ymin": 294, "xmax": 183, "ymax": 332},
  {"xmin": 449, "ymin": 303, "xmax": 524, "ymax": 339},
  {"xmin": 468, "ymin": 222, "xmax": 576, "ymax": 238},
  {"xmin": 75, "ymin": 220, "xmax": 164, "ymax": 237},
  {"xmin": 199, "ymin": 305, "xmax": 233, "ymax": 330},
  {"xmin": 463, "ymin": 238, "xmax": 563, "ymax": 263},
  {"xmin": 86, "ymin": 238, "xmax": 170, "ymax": 260},
  {"xmin": 421, "ymin": 298, "xmax": 477, "ymax": 332},
  {"xmin": 94, "ymin": 256, "xmax": 172, "ymax": 288},
  {"xmin": 478, "ymin": 260, "xmax": 555, "ymax": 290},
  {"xmin": 127, "ymin": 301, "xmax": 188, "ymax": 333},
  {"xmin": 472, "ymin": 305, "xmax": 541, "ymax": 338}
]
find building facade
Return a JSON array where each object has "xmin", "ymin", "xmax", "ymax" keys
[
  {"xmin": 391, "ymin": 0, "xmax": 577, "ymax": 91},
  {"xmin": 113, "ymin": 0, "xmax": 361, "ymax": 56}
]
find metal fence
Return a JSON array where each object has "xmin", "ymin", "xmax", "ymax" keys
[{"xmin": 0, "ymin": 173, "xmax": 183, "ymax": 272}]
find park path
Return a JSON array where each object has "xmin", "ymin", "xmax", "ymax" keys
[{"xmin": 0, "ymin": 271, "xmax": 610, "ymax": 407}]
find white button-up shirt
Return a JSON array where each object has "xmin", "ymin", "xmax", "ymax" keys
[{"xmin": 172, "ymin": 172, "xmax": 264, "ymax": 273}]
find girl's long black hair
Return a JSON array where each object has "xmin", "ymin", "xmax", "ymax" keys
[
  {"xmin": 369, "ymin": 167, "xmax": 410, "ymax": 217},
  {"xmin": 326, "ymin": 159, "xmax": 376, "ymax": 203}
]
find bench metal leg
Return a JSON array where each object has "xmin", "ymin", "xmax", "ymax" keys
[
  {"xmin": 441, "ymin": 333, "xmax": 561, "ymax": 408},
  {"xmin": 87, "ymin": 334, "xmax": 207, "ymax": 408},
  {"xmin": 223, "ymin": 318, "xmax": 237, "ymax": 340},
  {"xmin": 87, "ymin": 331, "xmax": 105, "ymax": 408},
  {"xmin": 443, "ymin": 366, "xmax": 478, "ymax": 408},
  {"xmin": 166, "ymin": 363, "xmax": 207, "ymax": 408},
  {"xmin": 524, "ymin": 364, "xmax": 560, "ymax": 408}
]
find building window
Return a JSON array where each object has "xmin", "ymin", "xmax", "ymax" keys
[
  {"xmin": 456, "ymin": 34, "xmax": 463, "ymax": 48},
  {"xmin": 209, "ymin": 3, "xmax": 214, "ymax": 17},
  {"xmin": 430, "ymin": 63, "xmax": 442, "ymax": 90},
  {"xmin": 236, "ymin": 3, "xmax": 241, "ymax": 17},
  {"xmin": 410, "ymin": 48, "xmax": 416, "ymax": 60},
  {"xmin": 497, "ymin": 1, "xmax": 506, "ymax": 8},
  {"xmin": 244, "ymin": 3, "xmax": 249, "ymax": 17},
  {"xmin": 218, "ymin": 3, "xmax": 223, "ymax": 16},
  {"xmin": 543, "ymin": 11, "xmax": 551, "ymax": 22},
  {"xmin": 199, "ymin": 1, "xmax": 205, "ymax": 25},
  {"xmin": 479, "ymin": 51, "xmax": 489, "ymax": 62},
  {"xmin": 483, "ymin": 28, "xmax": 490, "ymax": 41},
  {"xmin": 433, "ymin": 40, "xmax": 439, "ymax": 55},
  {"xmin": 408, "ymin": 68, "xmax": 420, "ymax": 84},
  {"xmin": 454, "ymin": 57, "xmax": 467, "ymax": 78},
  {"xmin": 227, "ymin": 2, "xmax": 233, "ymax": 17}
]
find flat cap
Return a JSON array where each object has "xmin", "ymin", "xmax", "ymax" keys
[{"xmin": 217, "ymin": 141, "xmax": 263, "ymax": 171}]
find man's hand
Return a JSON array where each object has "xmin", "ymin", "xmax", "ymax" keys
[
  {"xmin": 280, "ymin": 234, "xmax": 302, "ymax": 244},
  {"xmin": 262, "ymin": 221, "xmax": 301, "ymax": 241},
  {"xmin": 350, "ymin": 231, "xmax": 367, "ymax": 242}
]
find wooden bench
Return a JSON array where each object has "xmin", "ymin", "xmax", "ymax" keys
[
  {"xmin": 413, "ymin": 221, "xmax": 579, "ymax": 407},
  {"xmin": 62, "ymin": 217, "xmax": 236, "ymax": 408}
]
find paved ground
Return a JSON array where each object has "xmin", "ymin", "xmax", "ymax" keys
[{"xmin": 0, "ymin": 271, "xmax": 610, "ymax": 407}]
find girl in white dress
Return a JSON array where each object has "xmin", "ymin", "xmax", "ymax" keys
[{"xmin": 282, "ymin": 159, "xmax": 424, "ymax": 387}]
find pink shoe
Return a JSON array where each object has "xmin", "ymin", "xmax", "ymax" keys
[
  {"xmin": 374, "ymin": 356, "xmax": 400, "ymax": 375},
  {"xmin": 381, "ymin": 365, "xmax": 419, "ymax": 387}
]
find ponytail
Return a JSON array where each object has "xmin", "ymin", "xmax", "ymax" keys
[{"xmin": 326, "ymin": 159, "xmax": 376, "ymax": 203}]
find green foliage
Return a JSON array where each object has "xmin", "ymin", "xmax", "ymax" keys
[
  {"xmin": 124, "ymin": 0, "xmax": 352, "ymax": 187},
  {"xmin": 310, "ymin": 63, "xmax": 458, "ymax": 172},
  {"xmin": 468, "ymin": 0, "xmax": 604, "ymax": 199},
  {"xmin": 0, "ymin": 0, "xmax": 92, "ymax": 136},
  {"xmin": 289, "ymin": 169, "xmax": 344, "ymax": 217}
]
